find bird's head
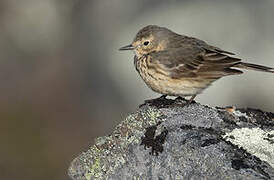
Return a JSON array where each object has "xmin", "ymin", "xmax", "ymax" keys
[{"xmin": 119, "ymin": 25, "xmax": 174, "ymax": 58}]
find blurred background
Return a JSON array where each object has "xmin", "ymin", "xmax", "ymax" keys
[{"xmin": 0, "ymin": 0, "xmax": 273, "ymax": 179}]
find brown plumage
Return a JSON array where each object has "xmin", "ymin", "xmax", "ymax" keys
[{"xmin": 120, "ymin": 25, "xmax": 274, "ymax": 104}]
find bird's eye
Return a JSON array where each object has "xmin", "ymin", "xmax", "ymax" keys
[{"xmin": 143, "ymin": 41, "xmax": 149, "ymax": 46}]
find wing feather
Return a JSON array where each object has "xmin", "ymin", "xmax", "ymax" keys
[{"xmin": 148, "ymin": 46, "xmax": 242, "ymax": 79}]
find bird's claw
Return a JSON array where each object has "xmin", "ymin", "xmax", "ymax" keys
[{"xmin": 139, "ymin": 95, "xmax": 167, "ymax": 107}]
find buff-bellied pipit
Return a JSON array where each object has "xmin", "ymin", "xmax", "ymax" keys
[{"xmin": 119, "ymin": 25, "xmax": 274, "ymax": 105}]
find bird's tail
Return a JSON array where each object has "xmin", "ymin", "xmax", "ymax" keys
[{"xmin": 234, "ymin": 62, "xmax": 274, "ymax": 73}]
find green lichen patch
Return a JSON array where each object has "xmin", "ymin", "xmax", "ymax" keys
[{"xmin": 68, "ymin": 105, "xmax": 165, "ymax": 180}]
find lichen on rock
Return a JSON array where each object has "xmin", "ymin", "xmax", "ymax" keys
[
  {"xmin": 68, "ymin": 105, "xmax": 165, "ymax": 179},
  {"xmin": 68, "ymin": 98, "xmax": 274, "ymax": 180}
]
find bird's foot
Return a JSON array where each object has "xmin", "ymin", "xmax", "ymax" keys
[
  {"xmin": 144, "ymin": 95, "xmax": 167, "ymax": 103},
  {"xmin": 140, "ymin": 95, "xmax": 172, "ymax": 108},
  {"xmin": 175, "ymin": 95, "xmax": 197, "ymax": 107},
  {"xmin": 175, "ymin": 96, "xmax": 187, "ymax": 102}
]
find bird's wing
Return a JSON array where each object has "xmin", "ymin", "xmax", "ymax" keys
[
  {"xmin": 148, "ymin": 46, "xmax": 242, "ymax": 79},
  {"xmin": 204, "ymin": 44, "xmax": 236, "ymax": 55}
]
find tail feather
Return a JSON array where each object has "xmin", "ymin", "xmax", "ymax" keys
[{"xmin": 234, "ymin": 62, "xmax": 274, "ymax": 73}]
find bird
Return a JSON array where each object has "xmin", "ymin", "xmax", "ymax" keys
[{"xmin": 119, "ymin": 25, "xmax": 274, "ymax": 105}]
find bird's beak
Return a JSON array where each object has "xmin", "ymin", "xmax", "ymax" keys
[{"xmin": 119, "ymin": 44, "xmax": 134, "ymax": 51}]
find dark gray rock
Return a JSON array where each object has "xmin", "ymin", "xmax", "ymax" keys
[{"xmin": 68, "ymin": 98, "xmax": 274, "ymax": 180}]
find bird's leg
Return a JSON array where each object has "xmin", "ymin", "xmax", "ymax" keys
[
  {"xmin": 159, "ymin": 95, "xmax": 167, "ymax": 99},
  {"xmin": 175, "ymin": 96, "xmax": 187, "ymax": 102},
  {"xmin": 144, "ymin": 95, "xmax": 167, "ymax": 104},
  {"xmin": 139, "ymin": 95, "xmax": 168, "ymax": 108},
  {"xmin": 177, "ymin": 95, "xmax": 197, "ymax": 107},
  {"xmin": 185, "ymin": 95, "xmax": 197, "ymax": 106}
]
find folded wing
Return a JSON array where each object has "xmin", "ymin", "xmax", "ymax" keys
[{"xmin": 148, "ymin": 46, "xmax": 243, "ymax": 79}]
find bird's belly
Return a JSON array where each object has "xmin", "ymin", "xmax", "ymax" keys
[
  {"xmin": 138, "ymin": 68, "xmax": 211, "ymax": 97},
  {"xmin": 135, "ymin": 56, "xmax": 213, "ymax": 96}
]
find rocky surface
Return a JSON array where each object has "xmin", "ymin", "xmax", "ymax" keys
[{"xmin": 68, "ymin": 98, "xmax": 274, "ymax": 180}]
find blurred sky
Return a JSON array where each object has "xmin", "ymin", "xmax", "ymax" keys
[{"xmin": 0, "ymin": 0, "xmax": 273, "ymax": 180}]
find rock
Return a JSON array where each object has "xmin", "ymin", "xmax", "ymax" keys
[{"xmin": 68, "ymin": 98, "xmax": 274, "ymax": 180}]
